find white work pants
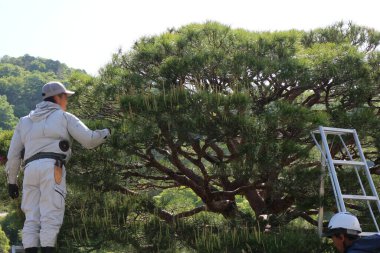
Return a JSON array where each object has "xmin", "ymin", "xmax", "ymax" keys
[{"xmin": 21, "ymin": 159, "xmax": 66, "ymax": 248}]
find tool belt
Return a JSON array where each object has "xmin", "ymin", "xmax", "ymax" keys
[{"xmin": 24, "ymin": 152, "xmax": 66, "ymax": 166}]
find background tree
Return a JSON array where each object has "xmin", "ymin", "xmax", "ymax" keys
[
  {"xmin": 0, "ymin": 95, "xmax": 17, "ymax": 130},
  {"xmin": 0, "ymin": 55, "xmax": 86, "ymax": 117}
]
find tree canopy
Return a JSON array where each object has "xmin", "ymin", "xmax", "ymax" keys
[{"xmin": 87, "ymin": 21, "xmax": 380, "ymax": 225}]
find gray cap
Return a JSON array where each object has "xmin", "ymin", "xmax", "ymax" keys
[{"xmin": 42, "ymin": 81, "xmax": 75, "ymax": 98}]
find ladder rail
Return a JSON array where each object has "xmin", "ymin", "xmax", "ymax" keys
[
  {"xmin": 311, "ymin": 132, "xmax": 342, "ymax": 214},
  {"xmin": 311, "ymin": 132, "xmax": 326, "ymax": 236},
  {"xmin": 318, "ymin": 126, "xmax": 346, "ymax": 212},
  {"xmin": 353, "ymin": 130, "xmax": 380, "ymax": 232},
  {"xmin": 338, "ymin": 135, "xmax": 380, "ymax": 232},
  {"xmin": 318, "ymin": 147, "xmax": 327, "ymax": 237},
  {"xmin": 353, "ymin": 130, "xmax": 380, "ymax": 207}
]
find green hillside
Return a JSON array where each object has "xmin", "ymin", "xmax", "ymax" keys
[{"xmin": 0, "ymin": 54, "xmax": 86, "ymax": 119}]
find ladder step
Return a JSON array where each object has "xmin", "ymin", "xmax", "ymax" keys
[
  {"xmin": 332, "ymin": 160, "xmax": 365, "ymax": 166},
  {"xmin": 312, "ymin": 127, "xmax": 355, "ymax": 135},
  {"xmin": 342, "ymin": 194, "xmax": 379, "ymax": 201}
]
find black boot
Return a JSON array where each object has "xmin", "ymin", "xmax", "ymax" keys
[
  {"xmin": 24, "ymin": 248, "xmax": 38, "ymax": 253},
  {"xmin": 41, "ymin": 247, "xmax": 55, "ymax": 253}
]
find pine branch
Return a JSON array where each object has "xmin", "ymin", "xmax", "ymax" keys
[
  {"xmin": 156, "ymin": 206, "xmax": 207, "ymax": 223},
  {"xmin": 123, "ymin": 171, "xmax": 170, "ymax": 181},
  {"xmin": 178, "ymin": 147, "xmax": 210, "ymax": 181},
  {"xmin": 97, "ymin": 182, "xmax": 206, "ymax": 223},
  {"xmin": 146, "ymin": 149, "xmax": 207, "ymax": 199}
]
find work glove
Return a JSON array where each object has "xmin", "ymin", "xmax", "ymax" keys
[
  {"xmin": 104, "ymin": 128, "xmax": 112, "ymax": 139},
  {"xmin": 8, "ymin": 184, "xmax": 19, "ymax": 199}
]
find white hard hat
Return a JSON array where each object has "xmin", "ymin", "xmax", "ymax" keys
[{"xmin": 323, "ymin": 212, "xmax": 362, "ymax": 237}]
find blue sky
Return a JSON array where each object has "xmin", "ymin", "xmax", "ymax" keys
[{"xmin": 0, "ymin": 0, "xmax": 379, "ymax": 75}]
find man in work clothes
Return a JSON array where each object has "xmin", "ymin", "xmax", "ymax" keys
[
  {"xmin": 5, "ymin": 81, "xmax": 111, "ymax": 253},
  {"xmin": 324, "ymin": 212, "xmax": 380, "ymax": 253}
]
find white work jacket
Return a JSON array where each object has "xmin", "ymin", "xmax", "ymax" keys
[{"xmin": 5, "ymin": 101, "xmax": 110, "ymax": 184}]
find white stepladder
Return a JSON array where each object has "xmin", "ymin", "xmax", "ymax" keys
[{"xmin": 311, "ymin": 126, "xmax": 380, "ymax": 236}]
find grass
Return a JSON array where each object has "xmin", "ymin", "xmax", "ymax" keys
[{"xmin": 0, "ymin": 179, "xmax": 337, "ymax": 253}]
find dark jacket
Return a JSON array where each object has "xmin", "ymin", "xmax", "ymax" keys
[{"xmin": 346, "ymin": 235, "xmax": 380, "ymax": 253}]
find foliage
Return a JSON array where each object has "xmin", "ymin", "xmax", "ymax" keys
[
  {"xmin": 0, "ymin": 225, "xmax": 10, "ymax": 253},
  {"xmin": 0, "ymin": 54, "xmax": 83, "ymax": 78},
  {"xmin": 190, "ymin": 226, "xmax": 335, "ymax": 253},
  {"xmin": 154, "ymin": 187, "xmax": 204, "ymax": 213},
  {"xmin": 0, "ymin": 130, "xmax": 12, "ymax": 158},
  {"xmin": 57, "ymin": 184, "xmax": 336, "ymax": 253},
  {"xmin": 0, "ymin": 55, "xmax": 87, "ymax": 117},
  {"xmin": 58, "ymin": 186, "xmax": 190, "ymax": 252},
  {"xmin": 0, "ymin": 169, "xmax": 12, "ymax": 213},
  {"xmin": 0, "ymin": 165, "xmax": 24, "ymax": 246},
  {"xmin": 0, "ymin": 95, "xmax": 17, "ymax": 130},
  {"xmin": 88, "ymin": 21, "xmax": 380, "ymax": 227},
  {"xmin": 0, "ymin": 209, "xmax": 23, "ymax": 246}
]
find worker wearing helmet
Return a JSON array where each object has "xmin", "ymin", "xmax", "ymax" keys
[
  {"xmin": 324, "ymin": 212, "xmax": 380, "ymax": 253},
  {"xmin": 5, "ymin": 81, "xmax": 111, "ymax": 253}
]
